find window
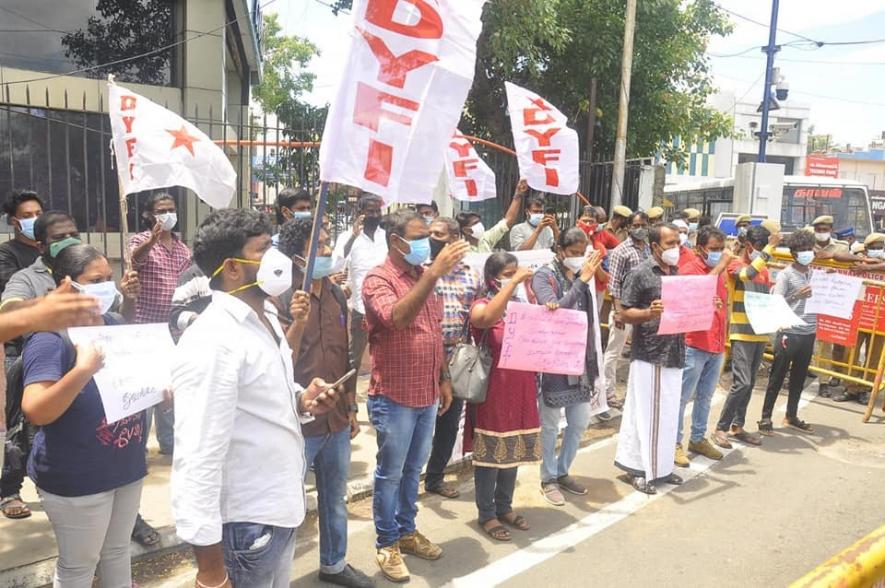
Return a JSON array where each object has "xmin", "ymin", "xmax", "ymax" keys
[
  {"xmin": 0, "ymin": 0, "xmax": 177, "ymax": 86},
  {"xmin": 781, "ymin": 187, "xmax": 872, "ymax": 236}
]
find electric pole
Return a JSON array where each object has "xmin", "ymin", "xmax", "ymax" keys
[
  {"xmin": 610, "ymin": 0, "xmax": 637, "ymax": 210},
  {"xmin": 757, "ymin": 0, "xmax": 780, "ymax": 162}
]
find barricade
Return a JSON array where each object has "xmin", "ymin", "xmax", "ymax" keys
[{"xmin": 789, "ymin": 525, "xmax": 885, "ymax": 588}]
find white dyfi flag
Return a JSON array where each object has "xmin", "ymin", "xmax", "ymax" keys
[
  {"xmin": 108, "ymin": 82, "xmax": 236, "ymax": 209},
  {"xmin": 319, "ymin": 0, "xmax": 487, "ymax": 204},
  {"xmin": 445, "ymin": 131, "xmax": 496, "ymax": 202},
  {"xmin": 505, "ymin": 82, "xmax": 580, "ymax": 195}
]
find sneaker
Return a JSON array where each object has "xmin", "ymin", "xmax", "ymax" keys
[
  {"xmin": 688, "ymin": 438, "xmax": 723, "ymax": 460},
  {"xmin": 398, "ymin": 530, "xmax": 442, "ymax": 561},
  {"xmin": 674, "ymin": 444, "xmax": 690, "ymax": 468},
  {"xmin": 319, "ymin": 564, "xmax": 375, "ymax": 588},
  {"xmin": 712, "ymin": 430, "xmax": 733, "ymax": 449},
  {"xmin": 557, "ymin": 475, "xmax": 588, "ymax": 495},
  {"xmin": 541, "ymin": 482, "xmax": 566, "ymax": 506},
  {"xmin": 375, "ymin": 545, "xmax": 409, "ymax": 583}
]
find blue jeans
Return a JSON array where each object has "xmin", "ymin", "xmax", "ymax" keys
[
  {"xmin": 367, "ymin": 394, "xmax": 437, "ymax": 549},
  {"xmin": 679, "ymin": 347, "xmax": 725, "ymax": 443},
  {"xmin": 146, "ymin": 405, "xmax": 175, "ymax": 453},
  {"xmin": 222, "ymin": 522, "xmax": 296, "ymax": 588},
  {"xmin": 304, "ymin": 428, "xmax": 351, "ymax": 574},
  {"xmin": 539, "ymin": 400, "xmax": 591, "ymax": 483}
]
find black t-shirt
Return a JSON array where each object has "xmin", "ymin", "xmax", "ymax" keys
[
  {"xmin": 0, "ymin": 239, "xmax": 40, "ymax": 295},
  {"xmin": 621, "ymin": 257, "xmax": 685, "ymax": 369}
]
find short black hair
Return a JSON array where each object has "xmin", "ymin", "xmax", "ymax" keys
[
  {"xmin": 34, "ymin": 211, "xmax": 75, "ymax": 244},
  {"xmin": 52, "ymin": 244, "xmax": 105, "ymax": 286},
  {"xmin": 787, "ymin": 229, "xmax": 815, "ymax": 252},
  {"xmin": 357, "ymin": 193, "xmax": 383, "ymax": 212},
  {"xmin": 278, "ymin": 217, "xmax": 313, "ymax": 258},
  {"xmin": 275, "ymin": 188, "xmax": 312, "ymax": 224},
  {"xmin": 416, "ymin": 201, "xmax": 438, "ymax": 213},
  {"xmin": 630, "ymin": 211, "xmax": 650, "ymax": 225},
  {"xmin": 697, "ymin": 226, "xmax": 726, "ymax": 247},
  {"xmin": 746, "ymin": 225, "xmax": 771, "ymax": 249},
  {"xmin": 431, "ymin": 216, "xmax": 460, "ymax": 238},
  {"xmin": 141, "ymin": 192, "xmax": 176, "ymax": 228},
  {"xmin": 483, "ymin": 252, "xmax": 517, "ymax": 290},
  {"xmin": 193, "ymin": 208, "xmax": 273, "ymax": 287},
  {"xmin": 650, "ymin": 223, "xmax": 679, "ymax": 246},
  {"xmin": 385, "ymin": 210, "xmax": 422, "ymax": 243},
  {"xmin": 557, "ymin": 226, "xmax": 588, "ymax": 249},
  {"xmin": 3, "ymin": 189, "xmax": 44, "ymax": 219},
  {"xmin": 455, "ymin": 211, "xmax": 481, "ymax": 229},
  {"xmin": 698, "ymin": 215, "xmax": 712, "ymax": 229},
  {"xmin": 526, "ymin": 195, "xmax": 546, "ymax": 209}
]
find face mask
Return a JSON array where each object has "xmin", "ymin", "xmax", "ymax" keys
[
  {"xmin": 528, "ymin": 213, "xmax": 543, "ymax": 227},
  {"xmin": 660, "ymin": 246, "xmax": 680, "ymax": 266},
  {"xmin": 750, "ymin": 249, "xmax": 762, "ymax": 262},
  {"xmin": 73, "ymin": 280, "xmax": 118, "ymax": 314},
  {"xmin": 156, "ymin": 212, "xmax": 177, "ymax": 231},
  {"xmin": 688, "ymin": 222, "xmax": 698, "ymax": 232},
  {"xmin": 311, "ymin": 256, "xmax": 336, "ymax": 279},
  {"xmin": 363, "ymin": 216, "xmax": 381, "ymax": 232},
  {"xmin": 868, "ymin": 249, "xmax": 885, "ymax": 259},
  {"xmin": 704, "ymin": 250, "xmax": 722, "ymax": 268},
  {"xmin": 422, "ymin": 215, "xmax": 435, "ymax": 225},
  {"xmin": 468, "ymin": 222, "xmax": 486, "ymax": 240},
  {"xmin": 577, "ymin": 220, "xmax": 596, "ymax": 236},
  {"xmin": 796, "ymin": 251, "xmax": 815, "ymax": 266},
  {"xmin": 496, "ymin": 278, "xmax": 512, "ymax": 291},
  {"xmin": 679, "ymin": 233, "xmax": 689, "ymax": 246},
  {"xmin": 815, "ymin": 231, "xmax": 831, "ymax": 243},
  {"xmin": 292, "ymin": 211, "xmax": 312, "ymax": 220},
  {"xmin": 48, "ymin": 237, "xmax": 81, "ymax": 259},
  {"xmin": 215, "ymin": 247, "xmax": 293, "ymax": 297},
  {"xmin": 397, "ymin": 235, "xmax": 431, "ymax": 266},
  {"xmin": 629, "ymin": 228, "xmax": 648, "ymax": 242},
  {"xmin": 16, "ymin": 217, "xmax": 37, "ymax": 240},
  {"xmin": 563, "ymin": 256, "xmax": 585, "ymax": 273},
  {"xmin": 738, "ymin": 226, "xmax": 748, "ymax": 238},
  {"xmin": 429, "ymin": 238, "xmax": 447, "ymax": 260}
]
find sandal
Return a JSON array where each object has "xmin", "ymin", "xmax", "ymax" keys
[
  {"xmin": 757, "ymin": 419, "xmax": 775, "ymax": 436},
  {"xmin": 712, "ymin": 430, "xmax": 733, "ymax": 449},
  {"xmin": 480, "ymin": 521, "xmax": 511, "ymax": 542},
  {"xmin": 783, "ymin": 417, "xmax": 814, "ymax": 432},
  {"xmin": 132, "ymin": 514, "xmax": 161, "ymax": 547},
  {"xmin": 1, "ymin": 495, "xmax": 32, "ymax": 519},
  {"xmin": 730, "ymin": 429, "xmax": 762, "ymax": 446},
  {"xmin": 426, "ymin": 483, "xmax": 460, "ymax": 499},
  {"xmin": 631, "ymin": 476, "xmax": 657, "ymax": 495},
  {"xmin": 498, "ymin": 513, "xmax": 530, "ymax": 531}
]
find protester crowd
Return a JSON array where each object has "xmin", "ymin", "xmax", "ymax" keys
[{"xmin": 1, "ymin": 184, "xmax": 883, "ymax": 588}]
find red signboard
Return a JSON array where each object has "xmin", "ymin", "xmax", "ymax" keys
[
  {"xmin": 805, "ymin": 155, "xmax": 840, "ymax": 178},
  {"xmin": 793, "ymin": 187, "xmax": 843, "ymax": 199},
  {"xmin": 816, "ymin": 305, "xmax": 862, "ymax": 346}
]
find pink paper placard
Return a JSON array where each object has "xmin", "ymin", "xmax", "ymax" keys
[
  {"xmin": 498, "ymin": 302, "xmax": 587, "ymax": 376},
  {"xmin": 657, "ymin": 275, "xmax": 717, "ymax": 335}
]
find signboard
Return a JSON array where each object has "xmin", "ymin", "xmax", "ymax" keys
[
  {"xmin": 498, "ymin": 302, "xmax": 587, "ymax": 375},
  {"xmin": 657, "ymin": 275, "xmax": 717, "ymax": 335},
  {"xmin": 817, "ymin": 310, "xmax": 862, "ymax": 346},
  {"xmin": 790, "ymin": 187, "xmax": 843, "ymax": 199},
  {"xmin": 805, "ymin": 155, "xmax": 840, "ymax": 178}
]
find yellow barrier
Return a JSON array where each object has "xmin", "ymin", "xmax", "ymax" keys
[{"xmin": 790, "ymin": 525, "xmax": 885, "ymax": 588}]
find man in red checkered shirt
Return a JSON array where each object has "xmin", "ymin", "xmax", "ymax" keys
[
  {"xmin": 129, "ymin": 193, "xmax": 191, "ymax": 456},
  {"xmin": 362, "ymin": 210, "xmax": 468, "ymax": 583}
]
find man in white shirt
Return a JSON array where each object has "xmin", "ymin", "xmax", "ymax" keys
[
  {"xmin": 172, "ymin": 208, "xmax": 337, "ymax": 588},
  {"xmin": 509, "ymin": 194, "xmax": 559, "ymax": 251},
  {"xmin": 333, "ymin": 194, "xmax": 388, "ymax": 372}
]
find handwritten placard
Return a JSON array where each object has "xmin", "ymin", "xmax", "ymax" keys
[
  {"xmin": 657, "ymin": 275, "xmax": 717, "ymax": 335},
  {"xmin": 805, "ymin": 270, "xmax": 864, "ymax": 320},
  {"xmin": 68, "ymin": 323, "xmax": 174, "ymax": 424},
  {"xmin": 463, "ymin": 249, "xmax": 555, "ymax": 277},
  {"xmin": 498, "ymin": 302, "xmax": 587, "ymax": 375},
  {"xmin": 743, "ymin": 292, "xmax": 807, "ymax": 335}
]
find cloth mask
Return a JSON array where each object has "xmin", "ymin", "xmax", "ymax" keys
[
  {"xmin": 815, "ymin": 231, "xmax": 831, "ymax": 243},
  {"xmin": 661, "ymin": 246, "xmax": 680, "ymax": 266},
  {"xmin": 868, "ymin": 249, "xmax": 885, "ymax": 259},
  {"xmin": 563, "ymin": 256, "xmax": 585, "ymax": 273},
  {"xmin": 528, "ymin": 213, "xmax": 544, "ymax": 227},
  {"xmin": 796, "ymin": 251, "xmax": 815, "ymax": 266},
  {"xmin": 704, "ymin": 251, "xmax": 722, "ymax": 268},
  {"xmin": 17, "ymin": 217, "xmax": 37, "ymax": 240},
  {"xmin": 73, "ymin": 280, "xmax": 119, "ymax": 314},
  {"xmin": 469, "ymin": 222, "xmax": 486, "ymax": 240},
  {"xmin": 363, "ymin": 217, "xmax": 381, "ymax": 233},
  {"xmin": 429, "ymin": 238, "xmax": 447, "ymax": 260},
  {"xmin": 156, "ymin": 212, "xmax": 178, "ymax": 231},
  {"xmin": 630, "ymin": 228, "xmax": 648, "ymax": 242},
  {"xmin": 49, "ymin": 237, "xmax": 81, "ymax": 259},
  {"xmin": 398, "ymin": 236, "xmax": 431, "ymax": 266},
  {"xmin": 679, "ymin": 233, "xmax": 689, "ymax": 246}
]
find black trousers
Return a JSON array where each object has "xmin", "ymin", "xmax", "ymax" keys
[
  {"xmin": 761, "ymin": 332, "xmax": 816, "ymax": 420},
  {"xmin": 424, "ymin": 398, "xmax": 464, "ymax": 490}
]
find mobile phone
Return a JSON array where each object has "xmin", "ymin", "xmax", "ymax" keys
[{"xmin": 325, "ymin": 368, "xmax": 357, "ymax": 392}]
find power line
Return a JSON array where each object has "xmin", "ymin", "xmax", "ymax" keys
[
  {"xmin": 715, "ymin": 4, "xmax": 822, "ymax": 47},
  {"xmin": 710, "ymin": 54, "xmax": 885, "ymax": 66},
  {"xmin": 0, "ymin": 5, "xmax": 72, "ymax": 35},
  {"xmin": 0, "ymin": 0, "xmax": 280, "ymax": 88}
]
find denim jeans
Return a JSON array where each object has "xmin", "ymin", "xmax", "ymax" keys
[
  {"xmin": 222, "ymin": 522, "xmax": 296, "ymax": 588},
  {"xmin": 678, "ymin": 347, "xmax": 725, "ymax": 443},
  {"xmin": 367, "ymin": 394, "xmax": 437, "ymax": 549},
  {"xmin": 539, "ymin": 400, "xmax": 591, "ymax": 483},
  {"xmin": 424, "ymin": 397, "xmax": 464, "ymax": 491},
  {"xmin": 717, "ymin": 340, "xmax": 767, "ymax": 431},
  {"xmin": 145, "ymin": 405, "xmax": 175, "ymax": 454},
  {"xmin": 304, "ymin": 428, "xmax": 351, "ymax": 575},
  {"xmin": 474, "ymin": 466, "xmax": 518, "ymax": 524}
]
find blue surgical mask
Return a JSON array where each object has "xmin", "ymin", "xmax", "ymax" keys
[
  {"xmin": 705, "ymin": 251, "xmax": 722, "ymax": 268},
  {"xmin": 688, "ymin": 222, "xmax": 699, "ymax": 232},
  {"xmin": 311, "ymin": 256, "xmax": 335, "ymax": 279},
  {"xmin": 738, "ymin": 226, "xmax": 748, "ymax": 238},
  {"xmin": 49, "ymin": 237, "xmax": 81, "ymax": 259},
  {"xmin": 72, "ymin": 280, "xmax": 119, "ymax": 314},
  {"xmin": 293, "ymin": 211, "xmax": 312, "ymax": 220},
  {"xmin": 397, "ymin": 235, "xmax": 431, "ymax": 266},
  {"xmin": 796, "ymin": 251, "xmax": 815, "ymax": 266},
  {"xmin": 528, "ymin": 213, "xmax": 544, "ymax": 227},
  {"xmin": 16, "ymin": 217, "xmax": 37, "ymax": 240}
]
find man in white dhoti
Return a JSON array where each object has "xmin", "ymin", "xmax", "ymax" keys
[{"xmin": 614, "ymin": 223, "xmax": 687, "ymax": 495}]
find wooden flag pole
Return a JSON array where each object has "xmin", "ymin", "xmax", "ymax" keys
[
  {"xmin": 117, "ymin": 175, "xmax": 133, "ymax": 274},
  {"xmin": 301, "ymin": 182, "xmax": 330, "ymax": 292}
]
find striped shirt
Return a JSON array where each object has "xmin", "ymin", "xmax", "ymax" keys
[
  {"xmin": 773, "ymin": 264, "xmax": 816, "ymax": 335},
  {"xmin": 727, "ymin": 245, "xmax": 774, "ymax": 342}
]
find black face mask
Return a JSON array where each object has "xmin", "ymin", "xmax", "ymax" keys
[
  {"xmin": 363, "ymin": 216, "xmax": 381, "ymax": 232},
  {"xmin": 429, "ymin": 238, "xmax": 447, "ymax": 260}
]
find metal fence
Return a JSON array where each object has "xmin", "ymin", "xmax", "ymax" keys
[{"xmin": 0, "ymin": 87, "xmax": 650, "ymax": 253}]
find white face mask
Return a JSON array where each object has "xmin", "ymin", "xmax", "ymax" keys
[
  {"xmin": 73, "ymin": 280, "xmax": 119, "ymax": 314},
  {"xmin": 868, "ymin": 249, "xmax": 885, "ymax": 259},
  {"xmin": 679, "ymin": 233, "xmax": 689, "ymax": 246},
  {"xmin": 563, "ymin": 256, "xmax": 585, "ymax": 273},
  {"xmin": 156, "ymin": 212, "xmax": 178, "ymax": 231},
  {"xmin": 469, "ymin": 222, "xmax": 486, "ymax": 240},
  {"xmin": 661, "ymin": 246, "xmax": 680, "ymax": 266},
  {"xmin": 256, "ymin": 247, "xmax": 294, "ymax": 296},
  {"xmin": 815, "ymin": 231, "xmax": 831, "ymax": 243}
]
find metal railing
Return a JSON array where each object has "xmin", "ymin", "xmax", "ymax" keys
[{"xmin": 790, "ymin": 525, "xmax": 885, "ymax": 588}]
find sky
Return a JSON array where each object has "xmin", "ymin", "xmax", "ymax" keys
[{"xmin": 268, "ymin": 0, "xmax": 885, "ymax": 149}]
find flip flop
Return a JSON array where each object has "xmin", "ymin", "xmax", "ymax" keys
[
  {"xmin": 480, "ymin": 521, "xmax": 511, "ymax": 542},
  {"xmin": 426, "ymin": 484, "xmax": 460, "ymax": 499},
  {"xmin": 498, "ymin": 513, "xmax": 530, "ymax": 531},
  {"xmin": 731, "ymin": 430, "xmax": 762, "ymax": 446}
]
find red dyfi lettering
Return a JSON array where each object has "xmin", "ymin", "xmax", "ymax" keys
[
  {"xmin": 360, "ymin": 29, "xmax": 438, "ymax": 89},
  {"xmin": 532, "ymin": 149, "xmax": 561, "ymax": 186},
  {"xmin": 449, "ymin": 139, "xmax": 473, "ymax": 158},
  {"xmin": 365, "ymin": 0, "xmax": 443, "ymax": 39},
  {"xmin": 453, "ymin": 158, "xmax": 478, "ymax": 178},
  {"xmin": 525, "ymin": 127, "xmax": 560, "ymax": 147},
  {"xmin": 122, "ymin": 116, "xmax": 135, "ymax": 134},
  {"xmin": 120, "ymin": 95, "xmax": 137, "ymax": 111},
  {"xmin": 353, "ymin": 82, "xmax": 420, "ymax": 132}
]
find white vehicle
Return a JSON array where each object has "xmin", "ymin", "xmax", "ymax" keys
[{"xmin": 663, "ymin": 175, "xmax": 874, "ymax": 236}]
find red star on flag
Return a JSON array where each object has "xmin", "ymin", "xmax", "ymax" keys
[{"xmin": 166, "ymin": 125, "xmax": 200, "ymax": 156}]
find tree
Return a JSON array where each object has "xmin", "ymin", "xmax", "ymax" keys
[{"xmin": 322, "ymin": 0, "xmax": 732, "ymax": 164}]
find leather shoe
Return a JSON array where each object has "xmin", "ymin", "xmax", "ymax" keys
[{"xmin": 319, "ymin": 564, "xmax": 375, "ymax": 588}]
